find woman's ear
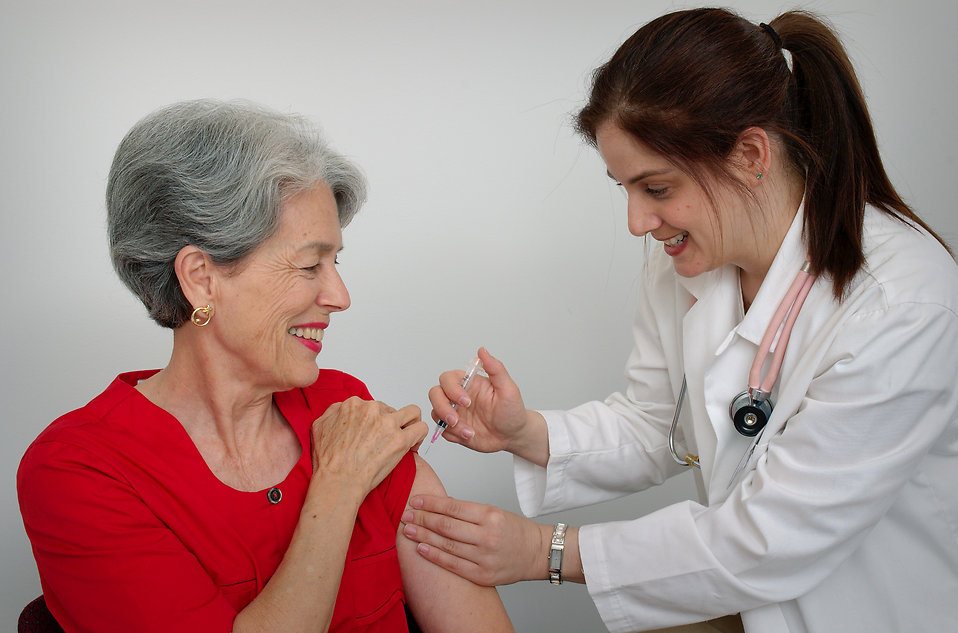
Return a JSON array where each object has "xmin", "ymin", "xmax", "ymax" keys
[
  {"xmin": 732, "ymin": 126, "xmax": 773, "ymax": 184},
  {"xmin": 174, "ymin": 245, "xmax": 216, "ymax": 309}
]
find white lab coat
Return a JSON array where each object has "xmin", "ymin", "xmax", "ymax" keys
[{"xmin": 515, "ymin": 206, "xmax": 958, "ymax": 632}]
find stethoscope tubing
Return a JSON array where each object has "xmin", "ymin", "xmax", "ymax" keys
[
  {"xmin": 667, "ymin": 262, "xmax": 815, "ymax": 471},
  {"xmin": 749, "ymin": 261, "xmax": 814, "ymax": 399},
  {"xmin": 668, "ymin": 376, "xmax": 699, "ymax": 467}
]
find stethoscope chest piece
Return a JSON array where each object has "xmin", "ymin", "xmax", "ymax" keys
[{"xmin": 729, "ymin": 391, "xmax": 771, "ymax": 437}]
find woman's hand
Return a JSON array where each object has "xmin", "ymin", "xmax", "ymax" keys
[
  {"xmin": 311, "ymin": 397, "xmax": 427, "ymax": 495},
  {"xmin": 429, "ymin": 348, "xmax": 544, "ymax": 460},
  {"xmin": 400, "ymin": 493, "xmax": 551, "ymax": 587}
]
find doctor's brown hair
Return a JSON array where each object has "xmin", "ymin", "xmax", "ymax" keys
[{"xmin": 576, "ymin": 8, "xmax": 947, "ymax": 300}]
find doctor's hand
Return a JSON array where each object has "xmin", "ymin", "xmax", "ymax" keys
[
  {"xmin": 401, "ymin": 494, "xmax": 561, "ymax": 587},
  {"xmin": 428, "ymin": 348, "xmax": 549, "ymax": 465}
]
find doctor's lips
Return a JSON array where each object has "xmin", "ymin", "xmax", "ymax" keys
[{"xmin": 663, "ymin": 231, "xmax": 688, "ymax": 247}]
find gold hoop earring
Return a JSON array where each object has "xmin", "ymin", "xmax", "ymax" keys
[{"xmin": 190, "ymin": 304, "xmax": 214, "ymax": 327}]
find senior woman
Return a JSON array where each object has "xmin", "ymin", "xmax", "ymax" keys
[{"xmin": 17, "ymin": 100, "xmax": 514, "ymax": 633}]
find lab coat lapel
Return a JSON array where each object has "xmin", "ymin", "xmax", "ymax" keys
[
  {"xmin": 704, "ymin": 208, "xmax": 810, "ymax": 501},
  {"xmin": 679, "ymin": 267, "xmax": 743, "ymax": 488}
]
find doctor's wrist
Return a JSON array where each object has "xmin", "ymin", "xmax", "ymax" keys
[
  {"xmin": 537, "ymin": 522, "xmax": 583, "ymax": 584},
  {"xmin": 508, "ymin": 410, "xmax": 550, "ymax": 468}
]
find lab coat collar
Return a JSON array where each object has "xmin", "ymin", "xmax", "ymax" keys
[{"xmin": 674, "ymin": 259, "xmax": 724, "ymax": 307}]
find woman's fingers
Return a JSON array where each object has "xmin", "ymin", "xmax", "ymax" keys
[
  {"xmin": 311, "ymin": 398, "xmax": 426, "ymax": 491},
  {"xmin": 402, "ymin": 419, "xmax": 429, "ymax": 449},
  {"xmin": 394, "ymin": 404, "xmax": 427, "ymax": 432}
]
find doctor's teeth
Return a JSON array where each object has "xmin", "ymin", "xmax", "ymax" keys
[{"xmin": 665, "ymin": 232, "xmax": 689, "ymax": 247}]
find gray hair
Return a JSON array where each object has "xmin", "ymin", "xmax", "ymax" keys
[{"xmin": 107, "ymin": 99, "xmax": 367, "ymax": 329}]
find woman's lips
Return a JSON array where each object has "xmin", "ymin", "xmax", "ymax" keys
[{"xmin": 289, "ymin": 323, "xmax": 327, "ymax": 353}]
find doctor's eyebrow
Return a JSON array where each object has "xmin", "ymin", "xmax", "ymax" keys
[{"xmin": 607, "ymin": 168, "xmax": 672, "ymax": 185}]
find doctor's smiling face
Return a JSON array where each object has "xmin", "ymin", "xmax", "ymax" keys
[{"xmin": 596, "ymin": 122, "xmax": 756, "ymax": 280}]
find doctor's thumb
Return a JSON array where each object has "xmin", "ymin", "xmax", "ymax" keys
[{"xmin": 478, "ymin": 347, "xmax": 518, "ymax": 391}]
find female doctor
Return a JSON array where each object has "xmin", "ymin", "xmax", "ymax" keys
[{"xmin": 400, "ymin": 8, "xmax": 958, "ymax": 633}]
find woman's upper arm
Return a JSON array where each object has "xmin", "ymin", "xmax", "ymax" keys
[{"xmin": 397, "ymin": 455, "xmax": 514, "ymax": 633}]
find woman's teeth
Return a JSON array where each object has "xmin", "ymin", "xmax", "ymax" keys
[
  {"xmin": 665, "ymin": 232, "xmax": 688, "ymax": 247},
  {"xmin": 289, "ymin": 327, "xmax": 324, "ymax": 342}
]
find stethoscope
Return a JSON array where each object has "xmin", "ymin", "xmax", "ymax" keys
[{"xmin": 668, "ymin": 261, "xmax": 815, "ymax": 477}]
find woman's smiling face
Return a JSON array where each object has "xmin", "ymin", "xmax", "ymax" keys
[{"xmin": 210, "ymin": 184, "xmax": 350, "ymax": 392}]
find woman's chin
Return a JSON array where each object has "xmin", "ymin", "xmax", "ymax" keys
[{"xmin": 293, "ymin": 364, "xmax": 322, "ymax": 388}]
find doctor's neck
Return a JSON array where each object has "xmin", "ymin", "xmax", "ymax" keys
[{"xmin": 738, "ymin": 168, "xmax": 806, "ymax": 311}]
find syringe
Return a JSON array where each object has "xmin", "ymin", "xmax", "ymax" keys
[{"xmin": 420, "ymin": 357, "xmax": 483, "ymax": 456}]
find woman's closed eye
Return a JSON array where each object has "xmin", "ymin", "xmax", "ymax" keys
[{"xmin": 301, "ymin": 256, "xmax": 340, "ymax": 273}]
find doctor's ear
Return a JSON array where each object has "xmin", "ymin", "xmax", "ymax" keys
[
  {"xmin": 174, "ymin": 245, "xmax": 217, "ymax": 308},
  {"xmin": 731, "ymin": 127, "xmax": 773, "ymax": 184}
]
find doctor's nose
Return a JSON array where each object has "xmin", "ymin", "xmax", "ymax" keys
[{"xmin": 627, "ymin": 198, "xmax": 662, "ymax": 237}]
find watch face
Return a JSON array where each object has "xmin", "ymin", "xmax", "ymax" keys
[{"xmin": 549, "ymin": 549, "xmax": 562, "ymax": 568}]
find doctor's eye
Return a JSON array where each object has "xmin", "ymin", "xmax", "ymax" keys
[{"xmin": 646, "ymin": 186, "xmax": 668, "ymax": 197}]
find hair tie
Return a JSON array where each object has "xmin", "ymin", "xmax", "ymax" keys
[{"xmin": 759, "ymin": 22, "xmax": 783, "ymax": 49}]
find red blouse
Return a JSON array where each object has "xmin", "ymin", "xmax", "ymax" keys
[{"xmin": 18, "ymin": 369, "xmax": 416, "ymax": 633}]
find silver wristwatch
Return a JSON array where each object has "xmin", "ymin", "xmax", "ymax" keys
[{"xmin": 548, "ymin": 522, "xmax": 567, "ymax": 585}]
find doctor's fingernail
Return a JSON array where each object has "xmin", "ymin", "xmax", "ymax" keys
[
  {"xmin": 402, "ymin": 510, "xmax": 414, "ymax": 523},
  {"xmin": 459, "ymin": 396, "xmax": 471, "ymax": 407},
  {"xmin": 403, "ymin": 524, "xmax": 417, "ymax": 537},
  {"xmin": 461, "ymin": 427, "xmax": 475, "ymax": 440}
]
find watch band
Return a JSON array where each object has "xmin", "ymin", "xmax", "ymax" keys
[{"xmin": 548, "ymin": 522, "xmax": 567, "ymax": 585}]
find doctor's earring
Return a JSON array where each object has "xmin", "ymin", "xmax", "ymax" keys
[{"xmin": 190, "ymin": 304, "xmax": 214, "ymax": 327}]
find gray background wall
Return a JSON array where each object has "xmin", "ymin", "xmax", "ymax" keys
[{"xmin": 3, "ymin": 0, "xmax": 955, "ymax": 630}]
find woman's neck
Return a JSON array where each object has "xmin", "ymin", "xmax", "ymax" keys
[
  {"xmin": 135, "ymin": 329, "xmax": 301, "ymax": 491},
  {"xmin": 138, "ymin": 334, "xmax": 274, "ymax": 434}
]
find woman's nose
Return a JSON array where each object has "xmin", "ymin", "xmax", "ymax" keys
[{"xmin": 318, "ymin": 268, "xmax": 351, "ymax": 312}]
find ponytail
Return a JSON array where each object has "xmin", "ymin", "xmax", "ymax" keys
[{"xmin": 770, "ymin": 12, "xmax": 947, "ymax": 298}]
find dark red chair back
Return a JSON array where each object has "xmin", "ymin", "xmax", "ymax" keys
[{"xmin": 18, "ymin": 596, "xmax": 65, "ymax": 633}]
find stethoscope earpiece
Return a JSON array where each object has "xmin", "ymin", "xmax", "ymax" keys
[{"xmin": 729, "ymin": 391, "xmax": 772, "ymax": 437}]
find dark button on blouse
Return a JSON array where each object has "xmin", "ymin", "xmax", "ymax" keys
[{"xmin": 266, "ymin": 487, "xmax": 282, "ymax": 504}]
